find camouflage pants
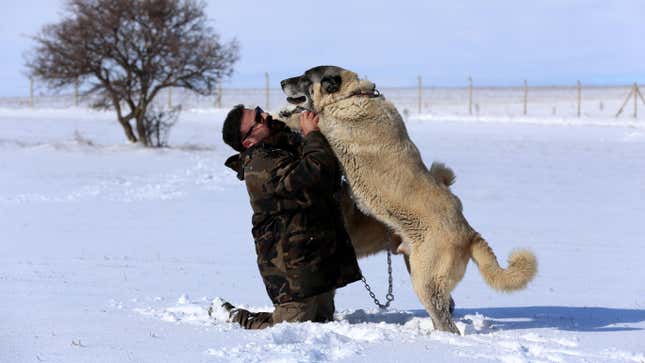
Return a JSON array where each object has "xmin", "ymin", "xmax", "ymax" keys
[{"xmin": 232, "ymin": 290, "xmax": 335, "ymax": 330}]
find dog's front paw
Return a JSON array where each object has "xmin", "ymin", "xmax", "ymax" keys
[{"xmin": 278, "ymin": 105, "xmax": 300, "ymax": 119}]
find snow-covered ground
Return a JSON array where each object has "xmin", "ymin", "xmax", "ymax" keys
[{"xmin": 1, "ymin": 107, "xmax": 644, "ymax": 363}]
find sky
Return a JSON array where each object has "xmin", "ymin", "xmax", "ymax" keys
[{"xmin": 0, "ymin": 0, "xmax": 643, "ymax": 97}]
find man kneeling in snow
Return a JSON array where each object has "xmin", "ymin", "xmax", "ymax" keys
[{"xmin": 215, "ymin": 105, "xmax": 362, "ymax": 329}]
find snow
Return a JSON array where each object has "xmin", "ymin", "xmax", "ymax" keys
[{"xmin": 1, "ymin": 106, "xmax": 644, "ymax": 363}]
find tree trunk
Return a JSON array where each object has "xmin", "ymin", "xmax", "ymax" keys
[
  {"xmin": 135, "ymin": 113, "xmax": 150, "ymax": 147},
  {"xmin": 118, "ymin": 117, "xmax": 138, "ymax": 143}
]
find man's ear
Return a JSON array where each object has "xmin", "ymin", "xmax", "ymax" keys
[
  {"xmin": 321, "ymin": 75, "xmax": 342, "ymax": 93},
  {"xmin": 242, "ymin": 139, "xmax": 255, "ymax": 149}
]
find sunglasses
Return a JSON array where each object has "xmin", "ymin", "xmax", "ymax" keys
[{"xmin": 242, "ymin": 106, "xmax": 265, "ymax": 142}]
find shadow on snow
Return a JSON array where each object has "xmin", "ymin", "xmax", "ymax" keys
[{"xmin": 342, "ymin": 306, "xmax": 645, "ymax": 332}]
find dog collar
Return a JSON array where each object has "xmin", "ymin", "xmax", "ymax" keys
[{"xmin": 328, "ymin": 88, "xmax": 381, "ymax": 107}]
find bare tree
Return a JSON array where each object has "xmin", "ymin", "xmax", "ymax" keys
[
  {"xmin": 144, "ymin": 105, "xmax": 181, "ymax": 147},
  {"xmin": 26, "ymin": 0, "xmax": 238, "ymax": 146}
]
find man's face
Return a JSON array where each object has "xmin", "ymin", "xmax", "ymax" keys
[{"xmin": 240, "ymin": 107, "xmax": 271, "ymax": 149}]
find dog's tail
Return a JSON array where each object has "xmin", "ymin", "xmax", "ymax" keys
[
  {"xmin": 430, "ymin": 162, "xmax": 456, "ymax": 187},
  {"xmin": 469, "ymin": 233, "xmax": 537, "ymax": 292}
]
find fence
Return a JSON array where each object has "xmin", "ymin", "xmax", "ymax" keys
[{"xmin": 1, "ymin": 78, "xmax": 643, "ymax": 120}]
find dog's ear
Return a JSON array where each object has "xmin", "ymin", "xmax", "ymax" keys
[{"xmin": 321, "ymin": 75, "xmax": 342, "ymax": 93}]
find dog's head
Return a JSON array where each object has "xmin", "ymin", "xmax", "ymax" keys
[{"xmin": 280, "ymin": 65, "xmax": 375, "ymax": 114}]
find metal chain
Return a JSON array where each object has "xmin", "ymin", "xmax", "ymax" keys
[{"xmin": 360, "ymin": 248, "xmax": 394, "ymax": 310}]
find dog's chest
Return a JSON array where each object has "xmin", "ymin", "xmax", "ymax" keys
[{"xmin": 326, "ymin": 137, "xmax": 382, "ymax": 215}]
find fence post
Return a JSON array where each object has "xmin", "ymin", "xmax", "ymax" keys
[
  {"xmin": 417, "ymin": 75, "xmax": 422, "ymax": 113},
  {"xmin": 616, "ymin": 84, "xmax": 634, "ymax": 118},
  {"xmin": 523, "ymin": 80, "xmax": 528, "ymax": 115},
  {"xmin": 636, "ymin": 83, "xmax": 645, "ymax": 117},
  {"xmin": 265, "ymin": 72, "xmax": 270, "ymax": 110},
  {"xmin": 74, "ymin": 78, "xmax": 79, "ymax": 107},
  {"xmin": 577, "ymin": 80, "xmax": 581, "ymax": 118},
  {"xmin": 615, "ymin": 83, "xmax": 645, "ymax": 118},
  {"xmin": 29, "ymin": 77, "xmax": 34, "ymax": 107},
  {"xmin": 468, "ymin": 76, "xmax": 473, "ymax": 115},
  {"xmin": 634, "ymin": 82, "xmax": 638, "ymax": 119},
  {"xmin": 216, "ymin": 81, "xmax": 222, "ymax": 108}
]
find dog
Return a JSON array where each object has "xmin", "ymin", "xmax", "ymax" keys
[{"xmin": 279, "ymin": 66, "xmax": 537, "ymax": 334}]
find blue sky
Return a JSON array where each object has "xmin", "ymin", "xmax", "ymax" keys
[{"xmin": 0, "ymin": 0, "xmax": 643, "ymax": 97}]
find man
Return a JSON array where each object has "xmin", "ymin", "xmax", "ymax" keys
[{"xmin": 215, "ymin": 104, "xmax": 362, "ymax": 329}]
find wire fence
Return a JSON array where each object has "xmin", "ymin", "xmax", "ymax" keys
[{"xmin": 1, "ymin": 80, "xmax": 643, "ymax": 120}]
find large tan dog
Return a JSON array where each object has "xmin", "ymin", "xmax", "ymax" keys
[{"xmin": 280, "ymin": 66, "xmax": 538, "ymax": 334}]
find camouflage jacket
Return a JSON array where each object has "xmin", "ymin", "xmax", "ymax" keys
[{"xmin": 224, "ymin": 122, "xmax": 362, "ymax": 304}]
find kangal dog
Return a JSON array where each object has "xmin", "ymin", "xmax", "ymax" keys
[{"xmin": 279, "ymin": 66, "xmax": 537, "ymax": 334}]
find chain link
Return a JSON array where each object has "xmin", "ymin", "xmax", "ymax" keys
[{"xmin": 360, "ymin": 248, "xmax": 394, "ymax": 310}]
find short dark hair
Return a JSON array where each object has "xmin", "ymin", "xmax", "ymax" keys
[{"xmin": 222, "ymin": 104, "xmax": 246, "ymax": 152}]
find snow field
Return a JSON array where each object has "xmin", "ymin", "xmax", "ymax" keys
[{"xmin": 1, "ymin": 107, "xmax": 644, "ymax": 362}]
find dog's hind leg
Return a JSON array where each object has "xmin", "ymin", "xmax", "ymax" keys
[
  {"xmin": 405, "ymin": 253, "xmax": 456, "ymax": 315},
  {"xmin": 411, "ymin": 274, "xmax": 459, "ymax": 333},
  {"xmin": 409, "ymin": 249, "xmax": 461, "ymax": 334}
]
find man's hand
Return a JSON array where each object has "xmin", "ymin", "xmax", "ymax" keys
[{"xmin": 299, "ymin": 111, "xmax": 320, "ymax": 136}]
